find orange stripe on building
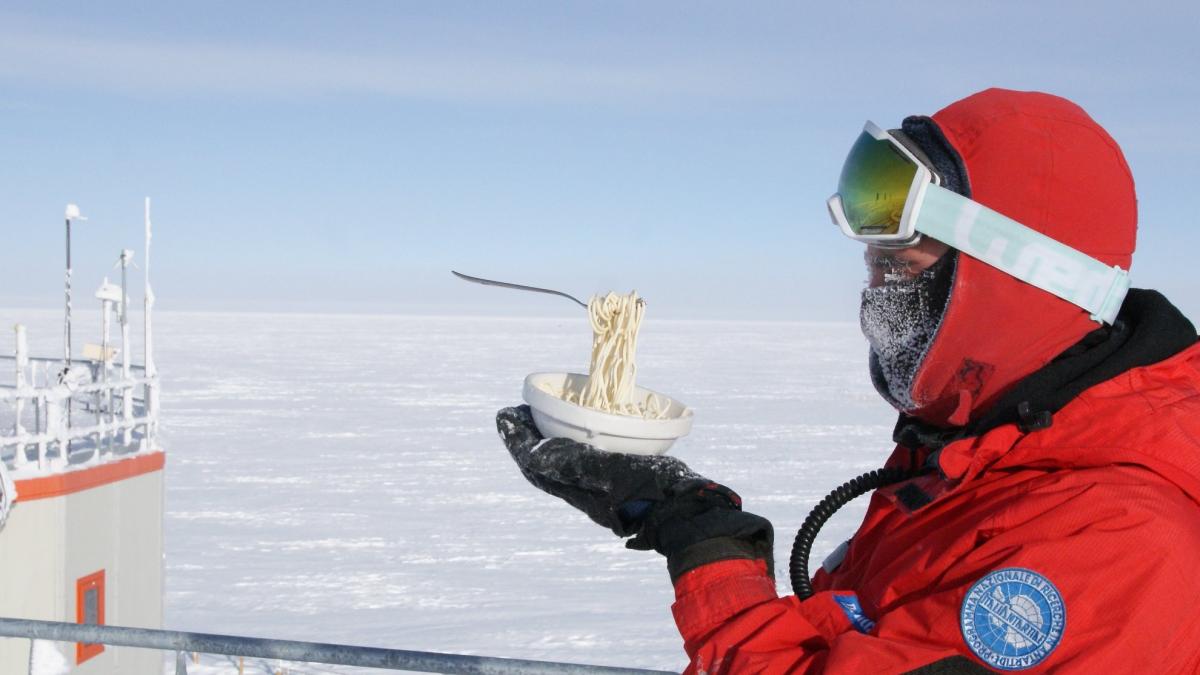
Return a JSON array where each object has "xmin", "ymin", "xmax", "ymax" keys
[{"xmin": 13, "ymin": 452, "xmax": 165, "ymax": 501}]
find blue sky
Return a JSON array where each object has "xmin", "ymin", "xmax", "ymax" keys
[{"xmin": 1, "ymin": 1, "xmax": 1197, "ymax": 322}]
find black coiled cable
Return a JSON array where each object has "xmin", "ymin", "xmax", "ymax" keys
[{"xmin": 789, "ymin": 466, "xmax": 924, "ymax": 600}]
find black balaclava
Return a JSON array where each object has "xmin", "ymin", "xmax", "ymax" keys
[
  {"xmin": 862, "ymin": 252, "xmax": 956, "ymax": 410},
  {"xmin": 858, "ymin": 118, "xmax": 970, "ymax": 412}
]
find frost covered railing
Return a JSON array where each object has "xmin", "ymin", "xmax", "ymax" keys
[
  {"xmin": 0, "ymin": 327, "xmax": 159, "ymax": 475},
  {"xmin": 0, "ymin": 618, "xmax": 675, "ymax": 675}
]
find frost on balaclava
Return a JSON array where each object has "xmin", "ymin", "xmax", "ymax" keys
[{"xmin": 861, "ymin": 252, "xmax": 956, "ymax": 411}]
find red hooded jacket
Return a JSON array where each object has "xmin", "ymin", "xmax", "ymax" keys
[{"xmin": 669, "ymin": 91, "xmax": 1200, "ymax": 672}]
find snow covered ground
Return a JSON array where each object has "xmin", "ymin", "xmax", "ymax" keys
[{"xmin": 4, "ymin": 310, "xmax": 898, "ymax": 673}]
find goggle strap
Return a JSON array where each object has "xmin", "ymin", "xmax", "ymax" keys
[{"xmin": 915, "ymin": 185, "xmax": 1130, "ymax": 324}]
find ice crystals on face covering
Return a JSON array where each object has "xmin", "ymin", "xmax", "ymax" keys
[{"xmin": 860, "ymin": 264, "xmax": 947, "ymax": 411}]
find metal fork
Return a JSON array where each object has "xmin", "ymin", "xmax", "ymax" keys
[{"xmin": 451, "ymin": 271, "xmax": 590, "ymax": 309}]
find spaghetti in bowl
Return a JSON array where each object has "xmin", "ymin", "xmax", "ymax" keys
[{"xmin": 522, "ymin": 372, "xmax": 694, "ymax": 455}]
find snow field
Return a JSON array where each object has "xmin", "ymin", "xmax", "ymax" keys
[{"xmin": 3, "ymin": 310, "xmax": 897, "ymax": 673}]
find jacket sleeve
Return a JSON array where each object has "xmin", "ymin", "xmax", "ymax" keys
[
  {"xmin": 671, "ymin": 559, "xmax": 969, "ymax": 674},
  {"xmin": 670, "ymin": 469, "xmax": 1200, "ymax": 674}
]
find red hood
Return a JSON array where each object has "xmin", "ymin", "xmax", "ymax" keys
[{"xmin": 908, "ymin": 89, "xmax": 1137, "ymax": 427}]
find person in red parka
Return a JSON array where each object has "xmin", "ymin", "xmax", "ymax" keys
[{"xmin": 498, "ymin": 88, "xmax": 1200, "ymax": 673}]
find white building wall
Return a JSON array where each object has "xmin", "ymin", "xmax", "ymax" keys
[
  {"xmin": 0, "ymin": 464, "xmax": 163, "ymax": 674},
  {"xmin": 0, "ymin": 492, "xmax": 65, "ymax": 670}
]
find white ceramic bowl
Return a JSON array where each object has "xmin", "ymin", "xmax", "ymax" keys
[{"xmin": 522, "ymin": 372, "xmax": 693, "ymax": 455}]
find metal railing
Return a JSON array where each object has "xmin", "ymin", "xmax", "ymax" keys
[
  {"xmin": 0, "ymin": 618, "xmax": 677, "ymax": 675},
  {"xmin": 0, "ymin": 351, "xmax": 158, "ymax": 474}
]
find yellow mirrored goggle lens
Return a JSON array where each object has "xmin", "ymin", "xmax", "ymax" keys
[{"xmin": 836, "ymin": 131, "xmax": 918, "ymax": 236}]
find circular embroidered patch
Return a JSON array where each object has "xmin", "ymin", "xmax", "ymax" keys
[{"xmin": 960, "ymin": 567, "xmax": 1066, "ymax": 670}]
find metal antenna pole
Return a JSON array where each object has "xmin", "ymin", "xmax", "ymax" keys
[
  {"xmin": 99, "ymin": 286, "xmax": 112, "ymax": 461},
  {"xmin": 120, "ymin": 249, "xmax": 133, "ymax": 445},
  {"xmin": 64, "ymin": 217, "xmax": 71, "ymax": 369},
  {"xmin": 62, "ymin": 204, "xmax": 86, "ymax": 428},
  {"xmin": 143, "ymin": 198, "xmax": 156, "ymax": 444},
  {"xmin": 64, "ymin": 214, "xmax": 73, "ymax": 430}
]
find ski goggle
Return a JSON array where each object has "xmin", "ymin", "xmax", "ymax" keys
[
  {"xmin": 828, "ymin": 121, "xmax": 937, "ymax": 246},
  {"xmin": 828, "ymin": 121, "xmax": 1131, "ymax": 324}
]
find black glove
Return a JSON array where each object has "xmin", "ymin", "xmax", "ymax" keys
[{"xmin": 497, "ymin": 405, "xmax": 774, "ymax": 580}]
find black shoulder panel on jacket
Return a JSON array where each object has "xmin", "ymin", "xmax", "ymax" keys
[{"xmin": 903, "ymin": 656, "xmax": 995, "ymax": 674}]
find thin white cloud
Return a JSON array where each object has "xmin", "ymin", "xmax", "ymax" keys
[
  {"xmin": 0, "ymin": 8, "xmax": 1186, "ymax": 114},
  {"xmin": 0, "ymin": 18, "xmax": 785, "ymax": 105}
]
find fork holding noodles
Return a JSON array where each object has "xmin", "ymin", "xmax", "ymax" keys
[
  {"xmin": 521, "ymin": 290, "xmax": 693, "ymax": 455},
  {"xmin": 451, "ymin": 272, "xmax": 693, "ymax": 454}
]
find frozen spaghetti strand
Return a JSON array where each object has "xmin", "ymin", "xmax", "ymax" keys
[{"xmin": 563, "ymin": 291, "xmax": 668, "ymax": 420}]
